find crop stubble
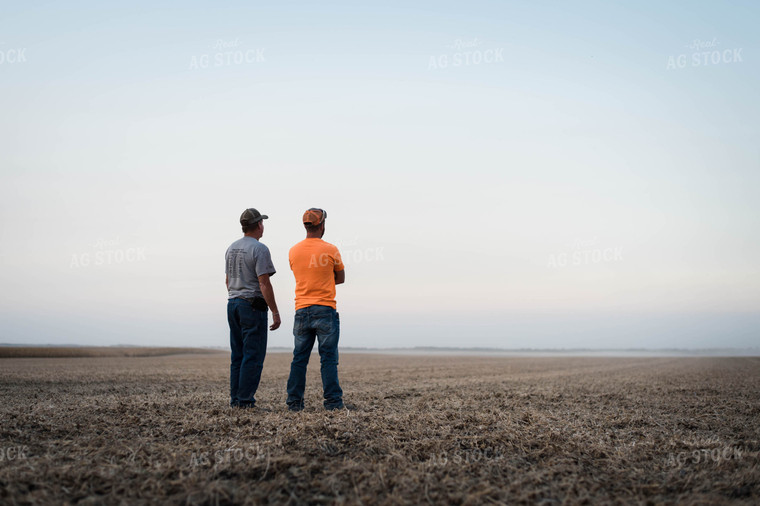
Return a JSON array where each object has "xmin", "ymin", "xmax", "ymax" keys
[{"xmin": 0, "ymin": 351, "xmax": 758, "ymax": 504}]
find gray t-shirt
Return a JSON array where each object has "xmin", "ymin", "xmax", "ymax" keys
[{"xmin": 225, "ymin": 236, "xmax": 276, "ymax": 299}]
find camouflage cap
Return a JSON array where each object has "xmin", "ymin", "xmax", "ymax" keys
[{"xmin": 240, "ymin": 208, "xmax": 268, "ymax": 225}]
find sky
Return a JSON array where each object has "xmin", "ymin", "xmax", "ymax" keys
[{"xmin": 1, "ymin": 1, "xmax": 758, "ymax": 349}]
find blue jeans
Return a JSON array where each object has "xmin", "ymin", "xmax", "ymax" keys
[
  {"xmin": 228, "ymin": 298, "xmax": 268, "ymax": 407},
  {"xmin": 286, "ymin": 305, "xmax": 343, "ymax": 410}
]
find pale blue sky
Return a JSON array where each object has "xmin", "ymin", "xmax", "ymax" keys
[{"xmin": 1, "ymin": 1, "xmax": 758, "ymax": 349}]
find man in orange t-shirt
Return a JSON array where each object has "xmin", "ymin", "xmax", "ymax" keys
[{"xmin": 286, "ymin": 208, "xmax": 348, "ymax": 411}]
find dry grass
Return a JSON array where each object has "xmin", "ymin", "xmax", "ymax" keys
[{"xmin": 0, "ymin": 352, "xmax": 758, "ymax": 504}]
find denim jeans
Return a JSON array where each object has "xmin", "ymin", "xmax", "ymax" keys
[
  {"xmin": 228, "ymin": 298, "xmax": 268, "ymax": 407},
  {"xmin": 286, "ymin": 305, "xmax": 343, "ymax": 410}
]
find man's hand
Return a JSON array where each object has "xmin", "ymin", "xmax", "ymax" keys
[{"xmin": 270, "ymin": 312, "xmax": 281, "ymax": 331}]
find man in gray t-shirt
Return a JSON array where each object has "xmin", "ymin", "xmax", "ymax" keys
[
  {"xmin": 225, "ymin": 236, "xmax": 277, "ymax": 299},
  {"xmin": 224, "ymin": 208, "xmax": 281, "ymax": 409}
]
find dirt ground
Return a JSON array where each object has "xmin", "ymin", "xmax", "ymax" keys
[{"xmin": 0, "ymin": 351, "xmax": 758, "ymax": 504}]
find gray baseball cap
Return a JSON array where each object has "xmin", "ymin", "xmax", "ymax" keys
[{"xmin": 240, "ymin": 208, "xmax": 268, "ymax": 226}]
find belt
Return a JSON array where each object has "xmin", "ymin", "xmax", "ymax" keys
[{"xmin": 243, "ymin": 296, "xmax": 268, "ymax": 311}]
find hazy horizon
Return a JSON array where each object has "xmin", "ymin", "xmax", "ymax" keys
[{"xmin": 1, "ymin": 1, "xmax": 759, "ymax": 350}]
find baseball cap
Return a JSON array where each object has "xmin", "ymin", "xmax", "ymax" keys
[
  {"xmin": 303, "ymin": 208, "xmax": 327, "ymax": 226},
  {"xmin": 240, "ymin": 208, "xmax": 268, "ymax": 226}
]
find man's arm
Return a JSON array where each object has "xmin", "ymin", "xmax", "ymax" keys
[
  {"xmin": 334, "ymin": 269, "xmax": 345, "ymax": 285},
  {"xmin": 258, "ymin": 274, "xmax": 281, "ymax": 330},
  {"xmin": 225, "ymin": 274, "xmax": 229, "ymax": 290}
]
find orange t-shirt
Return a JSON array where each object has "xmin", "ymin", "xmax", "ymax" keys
[{"xmin": 289, "ymin": 238, "xmax": 344, "ymax": 310}]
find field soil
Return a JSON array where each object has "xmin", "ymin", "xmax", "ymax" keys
[
  {"xmin": 0, "ymin": 351, "xmax": 758, "ymax": 504},
  {"xmin": 0, "ymin": 347, "xmax": 224, "ymax": 359}
]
